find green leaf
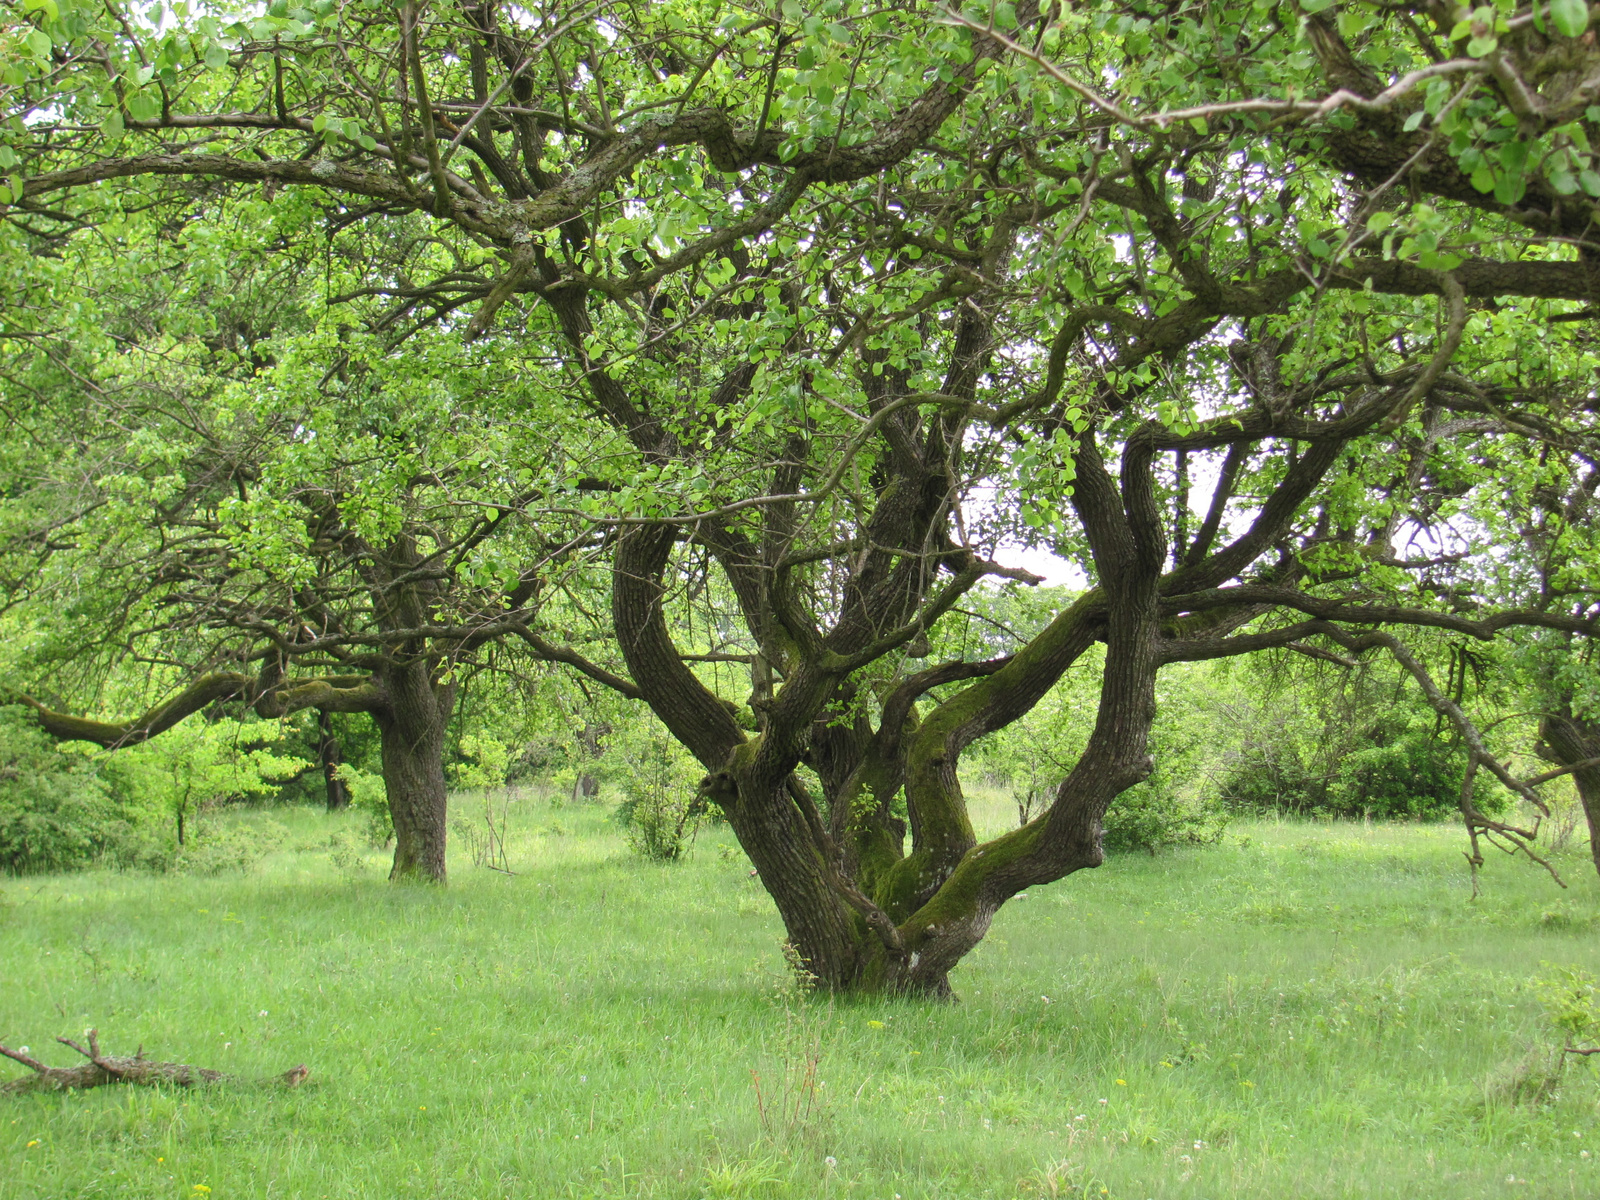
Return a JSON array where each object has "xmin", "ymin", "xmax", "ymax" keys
[
  {"xmin": 1465, "ymin": 33, "xmax": 1498, "ymax": 55},
  {"xmin": 1550, "ymin": 0, "xmax": 1589, "ymax": 36},
  {"xmin": 1337, "ymin": 9, "xmax": 1370, "ymax": 37},
  {"xmin": 25, "ymin": 28, "xmax": 52, "ymax": 60},
  {"xmin": 1402, "ymin": 110, "xmax": 1426, "ymax": 133},
  {"xmin": 100, "ymin": 110, "xmax": 124, "ymax": 138},
  {"xmin": 203, "ymin": 42, "xmax": 229, "ymax": 70},
  {"xmin": 126, "ymin": 92, "xmax": 160, "ymax": 122},
  {"xmin": 1581, "ymin": 168, "xmax": 1600, "ymax": 196},
  {"xmin": 1365, "ymin": 211, "xmax": 1395, "ymax": 233}
]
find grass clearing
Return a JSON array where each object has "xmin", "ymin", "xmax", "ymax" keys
[{"xmin": 3, "ymin": 795, "xmax": 1600, "ymax": 1199}]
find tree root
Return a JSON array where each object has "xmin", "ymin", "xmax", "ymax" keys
[{"xmin": 1, "ymin": 1030, "xmax": 309, "ymax": 1095}]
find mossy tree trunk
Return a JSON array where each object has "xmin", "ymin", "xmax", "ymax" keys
[{"xmin": 609, "ymin": 420, "xmax": 1197, "ymax": 996}]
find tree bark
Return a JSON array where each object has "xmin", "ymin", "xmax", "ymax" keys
[
  {"xmin": 612, "ymin": 525, "xmax": 871, "ymax": 987},
  {"xmin": 373, "ymin": 662, "xmax": 456, "ymax": 883}
]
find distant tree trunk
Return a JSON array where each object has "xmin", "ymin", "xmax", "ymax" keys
[
  {"xmin": 317, "ymin": 709, "xmax": 349, "ymax": 811},
  {"xmin": 571, "ymin": 721, "xmax": 609, "ymax": 802},
  {"xmin": 1540, "ymin": 709, "xmax": 1600, "ymax": 878},
  {"xmin": 374, "ymin": 662, "xmax": 457, "ymax": 883}
]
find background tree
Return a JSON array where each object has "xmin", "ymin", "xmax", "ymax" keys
[{"xmin": 0, "ymin": 180, "xmax": 621, "ymax": 881}]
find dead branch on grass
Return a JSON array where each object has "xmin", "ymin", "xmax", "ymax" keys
[{"xmin": 1, "ymin": 1029, "xmax": 309, "ymax": 1095}]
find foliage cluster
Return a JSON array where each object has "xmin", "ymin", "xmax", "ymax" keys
[
  {"xmin": 333, "ymin": 762, "xmax": 393, "ymax": 848},
  {"xmin": 0, "ymin": 705, "xmax": 308, "ymax": 875},
  {"xmin": 0, "ymin": 706, "xmax": 148, "ymax": 873},
  {"xmin": 1214, "ymin": 659, "xmax": 1513, "ymax": 822}
]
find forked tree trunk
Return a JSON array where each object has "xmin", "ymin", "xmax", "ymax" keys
[
  {"xmin": 374, "ymin": 663, "xmax": 457, "ymax": 883},
  {"xmin": 1541, "ymin": 711, "xmax": 1600, "ymax": 878},
  {"xmin": 878, "ymin": 583, "xmax": 1159, "ymax": 997}
]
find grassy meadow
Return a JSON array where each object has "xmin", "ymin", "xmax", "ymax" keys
[{"xmin": 4, "ymin": 791, "xmax": 1600, "ymax": 1199}]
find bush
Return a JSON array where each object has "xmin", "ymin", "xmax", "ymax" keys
[
  {"xmin": 173, "ymin": 817, "xmax": 287, "ymax": 876},
  {"xmin": 0, "ymin": 707, "xmax": 144, "ymax": 873},
  {"xmin": 1101, "ymin": 765, "xmax": 1230, "ymax": 855},
  {"xmin": 334, "ymin": 763, "xmax": 393, "ymax": 846},
  {"xmin": 326, "ymin": 828, "xmax": 370, "ymax": 874},
  {"xmin": 1218, "ymin": 707, "xmax": 1498, "ymax": 820},
  {"xmin": 0, "ymin": 705, "xmax": 314, "ymax": 875},
  {"xmin": 614, "ymin": 737, "xmax": 704, "ymax": 861}
]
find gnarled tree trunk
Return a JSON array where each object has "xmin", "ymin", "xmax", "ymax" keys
[{"xmin": 609, "ymin": 429, "xmax": 1174, "ymax": 998}]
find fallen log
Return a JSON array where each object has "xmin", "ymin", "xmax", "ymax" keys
[{"xmin": 1, "ymin": 1029, "xmax": 308, "ymax": 1095}]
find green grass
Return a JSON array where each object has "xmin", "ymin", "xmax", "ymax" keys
[{"xmin": 4, "ymin": 794, "xmax": 1600, "ymax": 1199}]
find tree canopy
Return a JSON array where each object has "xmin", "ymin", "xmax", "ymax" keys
[{"xmin": 2, "ymin": 0, "xmax": 1598, "ymax": 993}]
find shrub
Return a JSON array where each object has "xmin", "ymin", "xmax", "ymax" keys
[
  {"xmin": 0, "ymin": 707, "xmax": 143, "ymax": 873},
  {"xmin": 174, "ymin": 817, "xmax": 287, "ymax": 876},
  {"xmin": 334, "ymin": 763, "xmax": 393, "ymax": 846},
  {"xmin": 326, "ymin": 828, "xmax": 369, "ymax": 874},
  {"xmin": 0, "ymin": 705, "xmax": 313, "ymax": 875},
  {"xmin": 614, "ymin": 737, "xmax": 704, "ymax": 861},
  {"xmin": 1101, "ymin": 764, "xmax": 1230, "ymax": 855},
  {"xmin": 1219, "ymin": 707, "xmax": 1498, "ymax": 820}
]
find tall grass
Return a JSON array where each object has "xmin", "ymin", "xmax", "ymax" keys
[{"xmin": 3, "ymin": 795, "xmax": 1599, "ymax": 1198}]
